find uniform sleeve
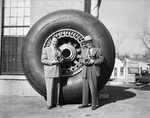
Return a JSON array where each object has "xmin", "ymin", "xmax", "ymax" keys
[
  {"xmin": 41, "ymin": 48, "xmax": 50, "ymax": 65},
  {"xmin": 94, "ymin": 48, "xmax": 104, "ymax": 65},
  {"xmin": 57, "ymin": 48, "xmax": 63, "ymax": 61}
]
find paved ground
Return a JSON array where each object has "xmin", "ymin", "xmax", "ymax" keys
[{"xmin": 1, "ymin": 81, "xmax": 150, "ymax": 118}]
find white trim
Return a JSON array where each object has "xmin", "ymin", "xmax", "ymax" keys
[{"xmin": 0, "ymin": 75, "xmax": 26, "ymax": 80}]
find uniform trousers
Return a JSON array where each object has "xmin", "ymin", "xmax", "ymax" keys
[
  {"xmin": 45, "ymin": 77, "xmax": 60, "ymax": 106},
  {"xmin": 82, "ymin": 67, "xmax": 97, "ymax": 107}
]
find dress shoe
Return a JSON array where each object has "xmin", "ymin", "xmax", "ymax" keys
[
  {"xmin": 53, "ymin": 104, "xmax": 57, "ymax": 107},
  {"xmin": 91, "ymin": 106, "xmax": 97, "ymax": 110},
  {"xmin": 57, "ymin": 104, "xmax": 62, "ymax": 108},
  {"xmin": 78, "ymin": 105, "xmax": 88, "ymax": 109},
  {"xmin": 47, "ymin": 105, "xmax": 53, "ymax": 109}
]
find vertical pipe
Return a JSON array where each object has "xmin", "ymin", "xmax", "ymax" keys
[
  {"xmin": 0, "ymin": 0, "xmax": 4, "ymax": 74},
  {"xmin": 90, "ymin": 0, "xmax": 102, "ymax": 18},
  {"xmin": 84, "ymin": 0, "xmax": 91, "ymax": 14},
  {"xmin": 84, "ymin": 0, "xmax": 102, "ymax": 18}
]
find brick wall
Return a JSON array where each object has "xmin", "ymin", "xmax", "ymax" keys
[
  {"xmin": 31, "ymin": 0, "xmax": 85, "ymax": 27},
  {"xmin": 0, "ymin": 0, "xmax": 2, "ymax": 42},
  {"xmin": 0, "ymin": 0, "xmax": 85, "ymax": 97}
]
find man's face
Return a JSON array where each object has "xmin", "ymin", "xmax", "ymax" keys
[
  {"xmin": 51, "ymin": 38, "xmax": 58, "ymax": 48},
  {"xmin": 86, "ymin": 42, "xmax": 92, "ymax": 49}
]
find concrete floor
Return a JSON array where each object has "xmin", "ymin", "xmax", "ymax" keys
[{"xmin": 1, "ymin": 82, "xmax": 150, "ymax": 118}]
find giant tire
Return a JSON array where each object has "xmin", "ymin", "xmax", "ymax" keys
[{"xmin": 22, "ymin": 9, "xmax": 115, "ymax": 104}]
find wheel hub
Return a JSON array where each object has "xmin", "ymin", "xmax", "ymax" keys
[
  {"xmin": 60, "ymin": 44, "xmax": 77, "ymax": 62},
  {"xmin": 43, "ymin": 29, "xmax": 85, "ymax": 77}
]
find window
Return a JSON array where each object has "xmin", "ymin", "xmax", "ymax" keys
[
  {"xmin": 120, "ymin": 67, "xmax": 124, "ymax": 76},
  {"xmin": 128, "ymin": 67, "xmax": 139, "ymax": 74},
  {"xmin": 2, "ymin": 0, "xmax": 30, "ymax": 74},
  {"xmin": 3, "ymin": 0, "xmax": 30, "ymax": 36},
  {"xmin": 114, "ymin": 68, "xmax": 117, "ymax": 77}
]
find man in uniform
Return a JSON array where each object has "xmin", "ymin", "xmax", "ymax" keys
[
  {"xmin": 78, "ymin": 35, "xmax": 104, "ymax": 110},
  {"xmin": 41, "ymin": 37, "xmax": 62, "ymax": 109}
]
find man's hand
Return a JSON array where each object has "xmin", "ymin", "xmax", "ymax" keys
[
  {"xmin": 48, "ymin": 61, "xmax": 52, "ymax": 66},
  {"xmin": 83, "ymin": 58, "xmax": 94, "ymax": 66},
  {"xmin": 89, "ymin": 59, "xmax": 94, "ymax": 64},
  {"xmin": 52, "ymin": 60, "xmax": 60, "ymax": 65},
  {"xmin": 59, "ymin": 57, "xmax": 64, "ymax": 63},
  {"xmin": 83, "ymin": 58, "xmax": 90, "ymax": 65},
  {"xmin": 47, "ymin": 60, "xmax": 60, "ymax": 65}
]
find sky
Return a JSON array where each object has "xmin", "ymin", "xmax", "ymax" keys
[{"xmin": 99, "ymin": 0, "xmax": 150, "ymax": 57}]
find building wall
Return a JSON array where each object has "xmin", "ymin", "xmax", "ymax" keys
[
  {"xmin": 0, "ymin": 0, "xmax": 2, "ymax": 47},
  {"xmin": 111, "ymin": 58, "xmax": 125, "ymax": 79},
  {"xmin": 138, "ymin": 62, "xmax": 149, "ymax": 71},
  {"xmin": 0, "ymin": 0, "xmax": 85, "ymax": 97},
  {"xmin": 30, "ymin": 0, "xmax": 84, "ymax": 27},
  {"xmin": 0, "ymin": 78, "xmax": 40, "ymax": 96},
  {"xmin": 111, "ymin": 58, "xmax": 150, "ymax": 82}
]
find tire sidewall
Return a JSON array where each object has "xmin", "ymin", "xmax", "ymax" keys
[{"xmin": 22, "ymin": 10, "xmax": 115, "ymax": 103}]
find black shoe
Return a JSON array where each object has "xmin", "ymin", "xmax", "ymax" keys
[
  {"xmin": 47, "ymin": 105, "xmax": 53, "ymax": 109},
  {"xmin": 78, "ymin": 105, "xmax": 88, "ymax": 109},
  {"xmin": 53, "ymin": 104, "xmax": 57, "ymax": 108},
  {"xmin": 91, "ymin": 106, "xmax": 97, "ymax": 110},
  {"xmin": 57, "ymin": 104, "xmax": 62, "ymax": 108}
]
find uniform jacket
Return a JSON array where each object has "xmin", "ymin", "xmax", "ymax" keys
[
  {"xmin": 41, "ymin": 46, "xmax": 61, "ymax": 78},
  {"xmin": 81, "ymin": 47, "xmax": 104, "ymax": 78}
]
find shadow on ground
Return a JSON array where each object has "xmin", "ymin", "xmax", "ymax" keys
[
  {"xmin": 98, "ymin": 85, "xmax": 136, "ymax": 107},
  {"xmin": 133, "ymin": 83, "xmax": 150, "ymax": 91}
]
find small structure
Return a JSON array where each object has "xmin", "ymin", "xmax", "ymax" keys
[
  {"xmin": 110, "ymin": 58, "xmax": 150, "ymax": 82},
  {"xmin": 111, "ymin": 58, "xmax": 125, "ymax": 80}
]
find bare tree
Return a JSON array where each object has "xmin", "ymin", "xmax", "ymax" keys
[
  {"xmin": 114, "ymin": 32, "xmax": 125, "ymax": 51},
  {"xmin": 142, "ymin": 50, "xmax": 150, "ymax": 59},
  {"xmin": 137, "ymin": 27, "xmax": 150, "ymax": 52},
  {"xmin": 112, "ymin": 31, "xmax": 126, "ymax": 57},
  {"xmin": 118, "ymin": 52, "xmax": 131, "ymax": 60},
  {"xmin": 133, "ymin": 53, "xmax": 143, "ymax": 59}
]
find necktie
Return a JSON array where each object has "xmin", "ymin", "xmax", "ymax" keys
[
  {"xmin": 87, "ymin": 48, "xmax": 91, "ymax": 59},
  {"xmin": 54, "ymin": 48, "xmax": 58, "ymax": 60}
]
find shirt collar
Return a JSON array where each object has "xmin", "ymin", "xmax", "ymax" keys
[{"xmin": 50, "ymin": 45, "xmax": 56, "ymax": 50}]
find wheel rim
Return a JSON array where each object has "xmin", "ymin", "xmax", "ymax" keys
[{"xmin": 43, "ymin": 29, "xmax": 86, "ymax": 77}]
